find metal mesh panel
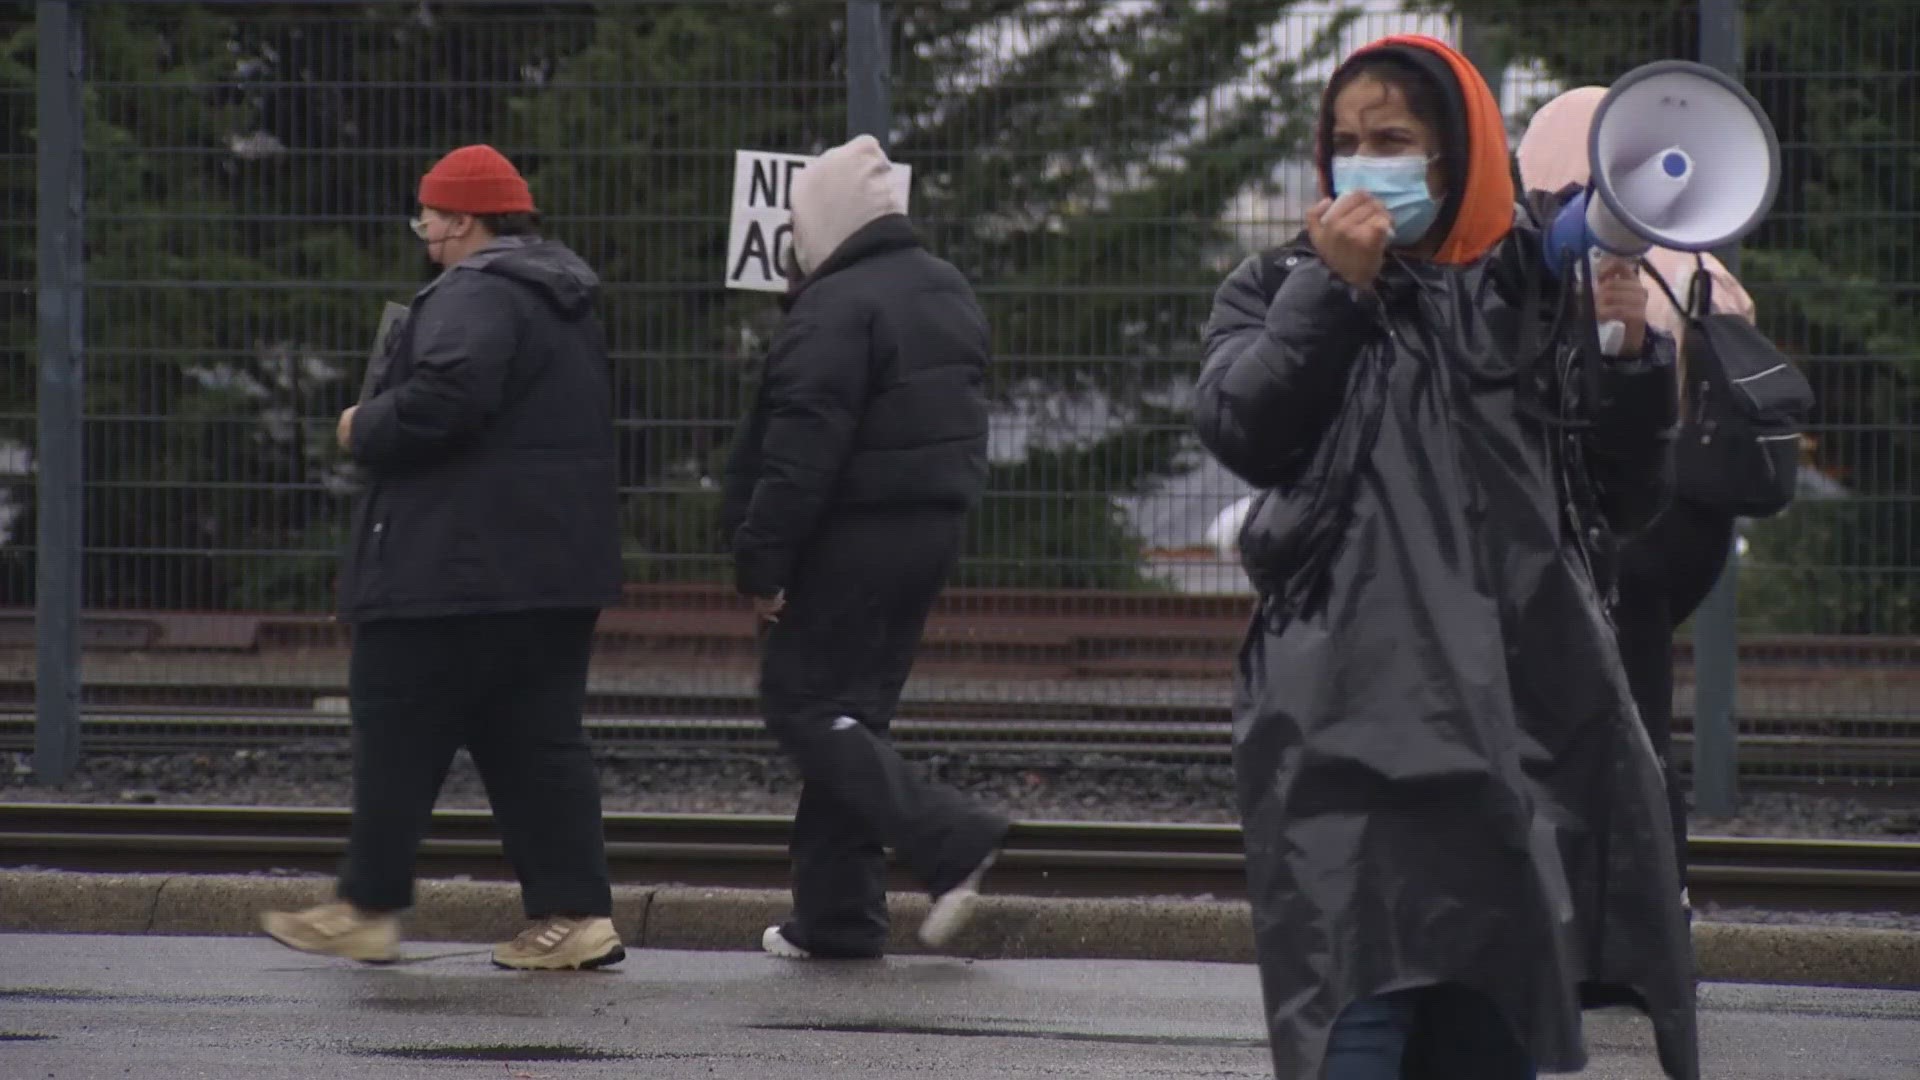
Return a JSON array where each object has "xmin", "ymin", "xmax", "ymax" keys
[
  {"xmin": 0, "ymin": 4, "xmax": 32, "ymax": 607},
  {"xmin": 1725, "ymin": 4, "xmax": 1920, "ymax": 807},
  {"xmin": 5, "ymin": 2, "xmax": 1917, "ymax": 834}
]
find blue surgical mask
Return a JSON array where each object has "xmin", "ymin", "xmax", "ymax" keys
[{"xmin": 1331, "ymin": 154, "xmax": 1440, "ymax": 246}]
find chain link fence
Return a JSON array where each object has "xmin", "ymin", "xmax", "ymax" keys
[{"xmin": 4, "ymin": 1, "xmax": 1917, "ymax": 832}]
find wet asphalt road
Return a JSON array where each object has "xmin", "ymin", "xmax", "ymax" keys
[{"xmin": 1, "ymin": 933, "xmax": 1916, "ymax": 1078}]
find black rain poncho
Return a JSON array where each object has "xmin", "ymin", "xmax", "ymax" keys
[{"xmin": 1193, "ymin": 34, "xmax": 1699, "ymax": 1080}]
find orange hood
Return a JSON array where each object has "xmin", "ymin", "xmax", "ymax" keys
[{"xmin": 1317, "ymin": 34, "xmax": 1515, "ymax": 265}]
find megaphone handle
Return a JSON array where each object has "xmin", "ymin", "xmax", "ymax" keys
[
  {"xmin": 1597, "ymin": 320, "xmax": 1626, "ymax": 357},
  {"xmin": 1586, "ymin": 248, "xmax": 1627, "ymax": 357}
]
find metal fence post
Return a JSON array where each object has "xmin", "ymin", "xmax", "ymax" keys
[
  {"xmin": 846, "ymin": 0, "xmax": 891, "ymax": 150},
  {"xmin": 34, "ymin": 0, "xmax": 86, "ymax": 786},
  {"xmin": 1690, "ymin": 0, "xmax": 1746, "ymax": 815}
]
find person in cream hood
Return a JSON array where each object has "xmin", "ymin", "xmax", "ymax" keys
[
  {"xmin": 1518, "ymin": 87, "xmax": 1761, "ymax": 900},
  {"xmin": 722, "ymin": 134, "xmax": 1009, "ymax": 961}
]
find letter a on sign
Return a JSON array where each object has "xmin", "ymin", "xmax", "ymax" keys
[{"xmin": 725, "ymin": 149, "xmax": 911, "ymax": 293}]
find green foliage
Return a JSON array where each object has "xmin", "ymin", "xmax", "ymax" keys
[
  {"xmin": 511, "ymin": 6, "xmax": 842, "ymax": 523},
  {"xmin": 621, "ymin": 484, "xmax": 727, "ymax": 585},
  {"xmin": 1738, "ymin": 499, "xmax": 1920, "ymax": 635},
  {"xmin": 961, "ymin": 415, "xmax": 1191, "ymax": 590}
]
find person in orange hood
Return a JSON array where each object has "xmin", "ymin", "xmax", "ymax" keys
[
  {"xmin": 1194, "ymin": 38, "xmax": 1697, "ymax": 1079},
  {"xmin": 1518, "ymin": 86, "xmax": 1760, "ymax": 914}
]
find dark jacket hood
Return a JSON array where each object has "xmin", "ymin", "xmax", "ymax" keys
[
  {"xmin": 467, "ymin": 235, "xmax": 600, "ymax": 318},
  {"xmin": 779, "ymin": 214, "xmax": 921, "ymax": 312}
]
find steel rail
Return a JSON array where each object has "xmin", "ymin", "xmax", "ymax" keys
[
  {"xmin": 2, "ymin": 804, "xmax": 1914, "ymax": 911},
  {"xmin": 6, "ymin": 708, "xmax": 1920, "ymax": 786}
]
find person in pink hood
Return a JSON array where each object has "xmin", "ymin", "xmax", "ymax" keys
[{"xmin": 1517, "ymin": 87, "xmax": 1758, "ymax": 904}]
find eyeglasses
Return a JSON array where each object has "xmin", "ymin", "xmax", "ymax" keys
[{"xmin": 408, "ymin": 217, "xmax": 431, "ymax": 240}]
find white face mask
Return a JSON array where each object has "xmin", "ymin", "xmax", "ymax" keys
[{"xmin": 1331, "ymin": 154, "xmax": 1442, "ymax": 244}]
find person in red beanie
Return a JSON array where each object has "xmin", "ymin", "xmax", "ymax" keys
[{"xmin": 261, "ymin": 144, "xmax": 625, "ymax": 972}]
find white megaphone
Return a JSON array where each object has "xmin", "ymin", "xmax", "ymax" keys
[{"xmin": 1544, "ymin": 60, "xmax": 1781, "ymax": 354}]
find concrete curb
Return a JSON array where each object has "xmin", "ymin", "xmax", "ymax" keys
[{"xmin": 2, "ymin": 870, "xmax": 1914, "ymax": 988}]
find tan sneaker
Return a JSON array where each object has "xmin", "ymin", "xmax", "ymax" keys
[
  {"xmin": 261, "ymin": 901, "xmax": 400, "ymax": 964},
  {"xmin": 492, "ymin": 916, "xmax": 625, "ymax": 971}
]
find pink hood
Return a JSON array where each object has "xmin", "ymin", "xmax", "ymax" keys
[{"xmin": 1516, "ymin": 86, "xmax": 1756, "ymax": 343}]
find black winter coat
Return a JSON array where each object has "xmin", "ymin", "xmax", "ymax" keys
[
  {"xmin": 338, "ymin": 236, "xmax": 622, "ymax": 622},
  {"xmin": 723, "ymin": 215, "xmax": 990, "ymax": 598}
]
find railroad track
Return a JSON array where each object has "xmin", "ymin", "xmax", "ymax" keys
[
  {"xmin": 6, "ymin": 706, "xmax": 1920, "ymax": 789},
  {"xmin": 2, "ymin": 803, "xmax": 1916, "ymax": 912},
  {"xmin": 3, "ymin": 706, "xmax": 1231, "ymax": 759}
]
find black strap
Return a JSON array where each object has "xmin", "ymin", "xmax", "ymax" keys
[
  {"xmin": 1517, "ymin": 254, "xmax": 1605, "ymax": 432},
  {"xmin": 1642, "ymin": 257, "xmax": 1696, "ymax": 333},
  {"xmin": 1514, "ymin": 240, "xmax": 1544, "ymax": 377},
  {"xmin": 1688, "ymin": 253, "xmax": 1712, "ymax": 317},
  {"xmin": 1576, "ymin": 255, "xmax": 1609, "ymax": 400}
]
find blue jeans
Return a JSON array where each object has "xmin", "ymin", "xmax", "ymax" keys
[{"xmin": 1323, "ymin": 985, "xmax": 1536, "ymax": 1080}]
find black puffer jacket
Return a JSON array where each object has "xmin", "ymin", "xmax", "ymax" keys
[
  {"xmin": 338, "ymin": 236, "xmax": 622, "ymax": 622},
  {"xmin": 722, "ymin": 215, "xmax": 990, "ymax": 597}
]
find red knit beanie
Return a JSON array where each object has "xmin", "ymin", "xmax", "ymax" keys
[{"xmin": 417, "ymin": 144, "xmax": 535, "ymax": 215}]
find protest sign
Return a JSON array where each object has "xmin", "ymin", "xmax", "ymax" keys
[{"xmin": 359, "ymin": 301, "xmax": 409, "ymax": 403}]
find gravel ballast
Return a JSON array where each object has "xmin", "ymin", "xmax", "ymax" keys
[{"xmin": 7, "ymin": 745, "xmax": 1917, "ymax": 840}]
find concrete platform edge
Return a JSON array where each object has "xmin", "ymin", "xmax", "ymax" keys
[{"xmin": 2, "ymin": 869, "xmax": 1914, "ymax": 989}]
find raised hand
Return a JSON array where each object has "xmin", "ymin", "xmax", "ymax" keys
[
  {"xmin": 1593, "ymin": 255, "xmax": 1650, "ymax": 357},
  {"xmin": 1306, "ymin": 191, "xmax": 1394, "ymax": 289}
]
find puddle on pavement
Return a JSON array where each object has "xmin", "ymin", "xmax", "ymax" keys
[
  {"xmin": 751, "ymin": 1021, "xmax": 1264, "ymax": 1049},
  {"xmin": 0, "ymin": 987, "xmax": 254, "ymax": 1007},
  {"xmin": 0, "ymin": 988, "xmax": 113, "ymax": 1001},
  {"xmin": 362, "ymin": 1044, "xmax": 637, "ymax": 1062}
]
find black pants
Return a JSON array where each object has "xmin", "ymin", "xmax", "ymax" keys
[
  {"xmin": 759, "ymin": 510, "xmax": 1008, "ymax": 958},
  {"xmin": 1613, "ymin": 499, "xmax": 1735, "ymax": 883},
  {"xmin": 337, "ymin": 609, "xmax": 612, "ymax": 918}
]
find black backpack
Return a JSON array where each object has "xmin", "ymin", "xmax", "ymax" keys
[{"xmin": 1648, "ymin": 257, "xmax": 1814, "ymax": 519}]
